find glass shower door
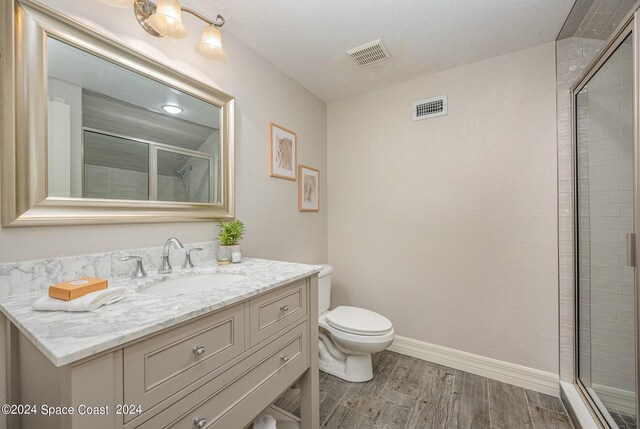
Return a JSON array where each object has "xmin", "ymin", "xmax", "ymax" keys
[{"xmin": 575, "ymin": 32, "xmax": 637, "ymax": 428}]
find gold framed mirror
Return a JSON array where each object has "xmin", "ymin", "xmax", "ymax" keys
[{"xmin": 1, "ymin": 0, "xmax": 234, "ymax": 226}]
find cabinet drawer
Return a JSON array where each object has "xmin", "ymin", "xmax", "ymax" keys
[
  {"xmin": 124, "ymin": 303, "xmax": 245, "ymax": 414},
  {"xmin": 134, "ymin": 321, "xmax": 308, "ymax": 429},
  {"xmin": 249, "ymin": 279, "xmax": 307, "ymax": 346}
]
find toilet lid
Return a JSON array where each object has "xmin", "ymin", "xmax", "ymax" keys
[{"xmin": 326, "ymin": 306, "xmax": 393, "ymax": 336}]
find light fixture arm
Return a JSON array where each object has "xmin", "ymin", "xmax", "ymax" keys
[
  {"xmin": 181, "ymin": 8, "xmax": 225, "ymax": 28},
  {"xmin": 133, "ymin": 0, "xmax": 162, "ymax": 37},
  {"xmin": 133, "ymin": 0, "xmax": 225, "ymax": 38}
]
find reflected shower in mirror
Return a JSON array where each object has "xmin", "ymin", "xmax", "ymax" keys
[{"xmin": 46, "ymin": 36, "xmax": 221, "ymax": 204}]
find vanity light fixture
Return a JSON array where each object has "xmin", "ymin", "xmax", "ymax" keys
[
  {"xmin": 146, "ymin": 0, "xmax": 187, "ymax": 38},
  {"xmin": 101, "ymin": 0, "xmax": 228, "ymax": 60},
  {"xmin": 196, "ymin": 23, "xmax": 227, "ymax": 61},
  {"xmin": 162, "ymin": 104, "xmax": 183, "ymax": 114}
]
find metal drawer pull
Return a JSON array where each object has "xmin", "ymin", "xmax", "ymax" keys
[
  {"xmin": 193, "ymin": 346, "xmax": 206, "ymax": 356},
  {"xmin": 281, "ymin": 355, "xmax": 290, "ymax": 363},
  {"xmin": 280, "ymin": 305, "xmax": 289, "ymax": 312},
  {"xmin": 194, "ymin": 417, "xmax": 207, "ymax": 428}
]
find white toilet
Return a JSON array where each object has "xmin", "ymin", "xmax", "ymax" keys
[{"xmin": 317, "ymin": 265, "xmax": 395, "ymax": 382}]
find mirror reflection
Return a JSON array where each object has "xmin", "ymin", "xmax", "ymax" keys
[{"xmin": 46, "ymin": 37, "xmax": 221, "ymax": 204}]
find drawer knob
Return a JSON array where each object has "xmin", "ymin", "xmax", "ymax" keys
[
  {"xmin": 280, "ymin": 305, "xmax": 289, "ymax": 312},
  {"xmin": 193, "ymin": 417, "xmax": 207, "ymax": 428},
  {"xmin": 193, "ymin": 346, "xmax": 206, "ymax": 356},
  {"xmin": 281, "ymin": 355, "xmax": 290, "ymax": 363}
]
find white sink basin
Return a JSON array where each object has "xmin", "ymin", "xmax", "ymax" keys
[{"xmin": 138, "ymin": 273, "xmax": 245, "ymax": 296}]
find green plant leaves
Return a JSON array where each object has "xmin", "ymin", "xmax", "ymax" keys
[{"xmin": 217, "ymin": 220, "xmax": 245, "ymax": 246}]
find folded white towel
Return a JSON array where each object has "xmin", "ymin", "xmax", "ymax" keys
[
  {"xmin": 32, "ymin": 287, "xmax": 129, "ymax": 312},
  {"xmin": 252, "ymin": 415, "xmax": 277, "ymax": 429}
]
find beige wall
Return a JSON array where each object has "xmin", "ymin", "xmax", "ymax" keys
[
  {"xmin": 0, "ymin": 0, "xmax": 327, "ymax": 265},
  {"xmin": 327, "ymin": 43, "xmax": 559, "ymax": 373}
]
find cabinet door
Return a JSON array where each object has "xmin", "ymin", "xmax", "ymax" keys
[{"xmin": 71, "ymin": 351, "xmax": 124, "ymax": 429}]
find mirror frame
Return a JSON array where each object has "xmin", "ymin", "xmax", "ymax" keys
[{"xmin": 1, "ymin": 0, "xmax": 235, "ymax": 226}]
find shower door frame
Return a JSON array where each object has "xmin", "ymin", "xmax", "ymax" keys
[{"xmin": 570, "ymin": 9, "xmax": 639, "ymax": 428}]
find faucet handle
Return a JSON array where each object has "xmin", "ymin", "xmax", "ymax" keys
[
  {"xmin": 119, "ymin": 256, "xmax": 147, "ymax": 279},
  {"xmin": 183, "ymin": 248, "xmax": 203, "ymax": 269}
]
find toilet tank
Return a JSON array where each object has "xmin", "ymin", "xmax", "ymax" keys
[{"xmin": 318, "ymin": 265, "xmax": 333, "ymax": 314}]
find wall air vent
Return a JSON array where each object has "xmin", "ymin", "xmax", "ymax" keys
[
  {"xmin": 412, "ymin": 96, "xmax": 448, "ymax": 121},
  {"xmin": 346, "ymin": 39, "xmax": 391, "ymax": 67}
]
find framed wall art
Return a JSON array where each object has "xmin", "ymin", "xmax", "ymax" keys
[
  {"xmin": 269, "ymin": 122, "xmax": 297, "ymax": 180},
  {"xmin": 298, "ymin": 165, "xmax": 319, "ymax": 212}
]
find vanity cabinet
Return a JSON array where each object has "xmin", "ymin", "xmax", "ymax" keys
[
  {"xmin": 9, "ymin": 276, "xmax": 319, "ymax": 429},
  {"xmin": 136, "ymin": 322, "xmax": 308, "ymax": 429}
]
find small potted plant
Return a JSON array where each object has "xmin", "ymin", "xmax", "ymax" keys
[{"xmin": 216, "ymin": 220, "xmax": 245, "ymax": 264}]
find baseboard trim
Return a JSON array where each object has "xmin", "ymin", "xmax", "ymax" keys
[
  {"xmin": 591, "ymin": 383, "xmax": 636, "ymax": 416},
  {"xmin": 388, "ymin": 335, "xmax": 560, "ymax": 397}
]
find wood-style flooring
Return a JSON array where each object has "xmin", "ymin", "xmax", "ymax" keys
[{"xmin": 274, "ymin": 351, "xmax": 574, "ymax": 429}]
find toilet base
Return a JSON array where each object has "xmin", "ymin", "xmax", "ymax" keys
[{"xmin": 318, "ymin": 341, "xmax": 373, "ymax": 382}]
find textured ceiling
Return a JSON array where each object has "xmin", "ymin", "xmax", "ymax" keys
[{"xmin": 185, "ymin": 0, "xmax": 574, "ymax": 102}]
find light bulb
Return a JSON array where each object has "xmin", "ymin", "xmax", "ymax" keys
[
  {"xmin": 162, "ymin": 105, "xmax": 183, "ymax": 114},
  {"xmin": 100, "ymin": 0, "xmax": 134, "ymax": 6},
  {"xmin": 196, "ymin": 24, "xmax": 227, "ymax": 61},
  {"xmin": 147, "ymin": 0, "xmax": 187, "ymax": 38}
]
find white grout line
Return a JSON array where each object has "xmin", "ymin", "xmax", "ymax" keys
[
  {"xmin": 523, "ymin": 386, "xmax": 535, "ymax": 428},
  {"xmin": 487, "ymin": 377, "xmax": 495, "ymax": 428},
  {"xmin": 446, "ymin": 369, "xmax": 457, "ymax": 428},
  {"xmin": 524, "ymin": 389, "xmax": 572, "ymax": 419},
  {"xmin": 381, "ymin": 352, "xmax": 402, "ymax": 393},
  {"xmin": 321, "ymin": 374, "xmax": 352, "ymax": 426}
]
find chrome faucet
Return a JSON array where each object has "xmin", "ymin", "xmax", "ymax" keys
[
  {"xmin": 118, "ymin": 256, "xmax": 147, "ymax": 279},
  {"xmin": 183, "ymin": 247, "xmax": 203, "ymax": 269},
  {"xmin": 159, "ymin": 237, "xmax": 184, "ymax": 274}
]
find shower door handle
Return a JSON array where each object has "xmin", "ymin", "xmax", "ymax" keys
[{"xmin": 626, "ymin": 233, "xmax": 636, "ymax": 267}]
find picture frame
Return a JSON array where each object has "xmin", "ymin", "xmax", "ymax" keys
[
  {"xmin": 298, "ymin": 165, "xmax": 320, "ymax": 212},
  {"xmin": 269, "ymin": 122, "xmax": 297, "ymax": 180}
]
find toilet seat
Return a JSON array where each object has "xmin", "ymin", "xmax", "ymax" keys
[
  {"xmin": 325, "ymin": 306, "xmax": 393, "ymax": 336},
  {"xmin": 320, "ymin": 317, "xmax": 395, "ymax": 345}
]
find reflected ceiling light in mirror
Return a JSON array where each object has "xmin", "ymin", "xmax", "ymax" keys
[
  {"xmin": 102, "ymin": 0, "xmax": 228, "ymax": 60},
  {"xmin": 162, "ymin": 104, "xmax": 183, "ymax": 114},
  {"xmin": 100, "ymin": 0, "xmax": 134, "ymax": 7}
]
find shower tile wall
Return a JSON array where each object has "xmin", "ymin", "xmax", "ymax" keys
[
  {"xmin": 557, "ymin": 36, "xmax": 605, "ymax": 383},
  {"xmin": 85, "ymin": 165, "xmax": 149, "ymax": 200}
]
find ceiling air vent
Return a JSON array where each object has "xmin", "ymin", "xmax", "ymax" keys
[
  {"xmin": 347, "ymin": 39, "xmax": 391, "ymax": 67},
  {"xmin": 413, "ymin": 96, "xmax": 448, "ymax": 121}
]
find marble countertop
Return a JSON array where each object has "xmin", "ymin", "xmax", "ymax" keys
[{"xmin": 0, "ymin": 258, "xmax": 322, "ymax": 367}]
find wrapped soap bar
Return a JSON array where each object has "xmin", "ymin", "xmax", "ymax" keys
[{"xmin": 48, "ymin": 277, "xmax": 108, "ymax": 301}]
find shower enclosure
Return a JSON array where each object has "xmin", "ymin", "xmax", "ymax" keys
[{"xmin": 573, "ymin": 10, "xmax": 638, "ymax": 429}]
